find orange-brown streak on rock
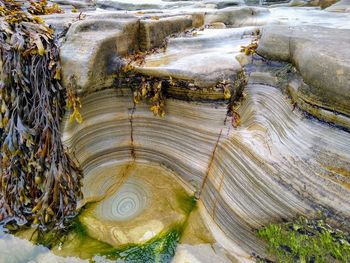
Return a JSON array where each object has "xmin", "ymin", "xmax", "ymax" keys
[
  {"xmin": 198, "ymin": 128, "xmax": 223, "ymax": 198},
  {"xmin": 130, "ymin": 102, "xmax": 137, "ymax": 160}
]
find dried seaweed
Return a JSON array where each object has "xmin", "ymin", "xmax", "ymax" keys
[{"xmin": 0, "ymin": 0, "xmax": 82, "ymax": 232}]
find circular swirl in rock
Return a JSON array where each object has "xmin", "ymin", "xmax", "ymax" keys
[{"xmin": 96, "ymin": 179, "xmax": 149, "ymax": 221}]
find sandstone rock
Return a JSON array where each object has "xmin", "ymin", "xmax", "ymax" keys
[
  {"xmin": 60, "ymin": 13, "xmax": 139, "ymax": 93},
  {"xmin": 173, "ymin": 244, "xmax": 233, "ymax": 263},
  {"xmin": 326, "ymin": 0, "xmax": 350, "ymax": 11},
  {"xmin": 205, "ymin": 6, "xmax": 270, "ymax": 26},
  {"xmin": 0, "ymin": 231, "xmax": 86, "ymax": 263},
  {"xmin": 319, "ymin": 0, "xmax": 340, "ymax": 8},
  {"xmin": 78, "ymin": 163, "xmax": 191, "ymax": 248},
  {"xmin": 132, "ymin": 27, "xmax": 256, "ymax": 99},
  {"xmin": 52, "ymin": 0, "xmax": 96, "ymax": 8},
  {"xmin": 139, "ymin": 13, "xmax": 205, "ymax": 50},
  {"xmin": 203, "ymin": 0, "xmax": 245, "ymax": 9},
  {"xmin": 62, "ymin": 83, "xmax": 350, "ymax": 258},
  {"xmin": 288, "ymin": 0, "xmax": 339, "ymax": 8},
  {"xmin": 96, "ymin": 0, "xmax": 196, "ymax": 10},
  {"xmin": 257, "ymin": 25, "xmax": 350, "ymax": 128},
  {"xmin": 59, "ymin": 11, "xmax": 205, "ymax": 93},
  {"xmin": 6, "ymin": 3, "xmax": 350, "ymax": 262}
]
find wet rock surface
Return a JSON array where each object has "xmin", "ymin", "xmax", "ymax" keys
[{"xmin": 1, "ymin": 1, "xmax": 350, "ymax": 262}]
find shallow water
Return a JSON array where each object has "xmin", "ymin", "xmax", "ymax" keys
[{"xmin": 2, "ymin": 162, "xmax": 210, "ymax": 262}]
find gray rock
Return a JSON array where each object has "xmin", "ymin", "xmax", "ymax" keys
[
  {"xmin": 205, "ymin": 6, "xmax": 270, "ymax": 26},
  {"xmin": 258, "ymin": 25, "xmax": 350, "ymax": 127},
  {"xmin": 60, "ymin": 13, "xmax": 140, "ymax": 93},
  {"xmin": 96, "ymin": 0, "xmax": 196, "ymax": 10},
  {"xmin": 203, "ymin": 0, "xmax": 245, "ymax": 9},
  {"xmin": 326, "ymin": 0, "xmax": 350, "ymax": 11},
  {"xmin": 52, "ymin": 0, "xmax": 95, "ymax": 8}
]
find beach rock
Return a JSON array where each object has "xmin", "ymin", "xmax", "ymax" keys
[
  {"xmin": 203, "ymin": 0, "xmax": 245, "ymax": 8},
  {"xmin": 59, "ymin": 11, "xmax": 204, "ymax": 93},
  {"xmin": 60, "ymin": 13, "xmax": 139, "ymax": 93},
  {"xmin": 257, "ymin": 25, "xmax": 350, "ymax": 128},
  {"xmin": 138, "ymin": 13, "xmax": 205, "ymax": 50},
  {"xmin": 96, "ymin": 0, "xmax": 196, "ymax": 10},
  {"xmin": 131, "ymin": 27, "xmax": 255, "ymax": 96},
  {"xmin": 205, "ymin": 6, "xmax": 270, "ymax": 26},
  {"xmin": 326, "ymin": 0, "xmax": 350, "ymax": 11}
]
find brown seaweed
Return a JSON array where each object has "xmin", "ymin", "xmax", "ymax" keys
[{"xmin": 0, "ymin": 0, "xmax": 82, "ymax": 233}]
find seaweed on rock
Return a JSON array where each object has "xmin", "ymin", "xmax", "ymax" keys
[
  {"xmin": 0, "ymin": 0, "xmax": 82, "ymax": 232},
  {"xmin": 257, "ymin": 216, "xmax": 350, "ymax": 262}
]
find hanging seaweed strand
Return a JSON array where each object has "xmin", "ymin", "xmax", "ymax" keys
[{"xmin": 0, "ymin": 0, "xmax": 82, "ymax": 233}]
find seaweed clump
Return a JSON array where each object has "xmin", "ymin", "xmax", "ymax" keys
[
  {"xmin": 0, "ymin": 0, "xmax": 82, "ymax": 232},
  {"xmin": 257, "ymin": 216, "xmax": 350, "ymax": 262}
]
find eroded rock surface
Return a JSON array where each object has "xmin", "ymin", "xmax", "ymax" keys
[
  {"xmin": 258, "ymin": 25, "xmax": 350, "ymax": 129},
  {"xmin": 2, "ymin": 1, "xmax": 350, "ymax": 263}
]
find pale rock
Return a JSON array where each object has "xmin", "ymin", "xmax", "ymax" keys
[
  {"xmin": 326, "ymin": 0, "xmax": 350, "ymax": 11},
  {"xmin": 257, "ymin": 25, "xmax": 350, "ymax": 127}
]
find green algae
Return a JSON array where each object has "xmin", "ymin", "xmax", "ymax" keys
[
  {"xmin": 51, "ymin": 216, "xmax": 183, "ymax": 262},
  {"xmin": 51, "ymin": 195, "xmax": 197, "ymax": 262},
  {"xmin": 257, "ymin": 216, "xmax": 350, "ymax": 263},
  {"xmin": 99, "ymin": 227, "xmax": 181, "ymax": 263},
  {"xmin": 177, "ymin": 193, "xmax": 197, "ymax": 215}
]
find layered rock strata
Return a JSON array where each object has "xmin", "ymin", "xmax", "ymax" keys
[
  {"xmin": 1, "ymin": 2, "xmax": 350, "ymax": 262},
  {"xmin": 59, "ymin": 3, "xmax": 350, "ymax": 261},
  {"xmin": 257, "ymin": 25, "xmax": 350, "ymax": 129}
]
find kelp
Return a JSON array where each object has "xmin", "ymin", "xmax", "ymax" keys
[
  {"xmin": 0, "ymin": 0, "xmax": 82, "ymax": 233},
  {"xmin": 240, "ymin": 29, "xmax": 260, "ymax": 56}
]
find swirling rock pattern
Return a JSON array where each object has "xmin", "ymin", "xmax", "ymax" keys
[
  {"xmin": 75, "ymin": 162, "xmax": 194, "ymax": 248},
  {"xmin": 59, "ymin": 7, "xmax": 350, "ymax": 260},
  {"xmin": 95, "ymin": 179, "xmax": 149, "ymax": 221},
  {"xmin": 63, "ymin": 79, "xmax": 350, "ymax": 259},
  {"xmin": 257, "ymin": 25, "xmax": 350, "ymax": 129},
  {"xmin": 2, "ymin": 2, "xmax": 350, "ymax": 262}
]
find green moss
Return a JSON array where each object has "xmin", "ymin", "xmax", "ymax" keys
[
  {"xmin": 257, "ymin": 216, "xmax": 350, "ymax": 262},
  {"xmin": 177, "ymin": 194, "xmax": 197, "ymax": 215},
  {"xmin": 94, "ymin": 226, "xmax": 181, "ymax": 263}
]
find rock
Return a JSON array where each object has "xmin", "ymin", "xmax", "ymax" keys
[
  {"xmin": 203, "ymin": 0, "xmax": 245, "ymax": 9},
  {"xmin": 58, "ymin": 11, "xmax": 205, "ymax": 93},
  {"xmin": 326, "ymin": 0, "xmax": 350, "ymax": 11},
  {"xmin": 208, "ymin": 21, "xmax": 227, "ymax": 28},
  {"xmin": 52, "ymin": 0, "xmax": 96, "ymax": 8},
  {"xmin": 62, "ymin": 82, "xmax": 350, "ymax": 258},
  {"xmin": 131, "ymin": 27, "xmax": 255, "ymax": 99},
  {"xmin": 288, "ymin": 0, "xmax": 339, "ymax": 8},
  {"xmin": 7, "ymin": 3, "xmax": 350, "ymax": 262},
  {"xmin": 96, "ymin": 0, "xmax": 196, "ymax": 10},
  {"xmin": 0, "ymin": 231, "xmax": 86, "ymax": 263},
  {"xmin": 173, "ymin": 244, "xmax": 233, "ymax": 263},
  {"xmin": 319, "ymin": 0, "xmax": 339, "ymax": 8},
  {"xmin": 257, "ymin": 25, "xmax": 350, "ymax": 128},
  {"xmin": 78, "ymin": 163, "xmax": 191, "ymax": 247},
  {"xmin": 205, "ymin": 6, "xmax": 270, "ymax": 26},
  {"xmin": 139, "ymin": 13, "xmax": 205, "ymax": 50},
  {"xmin": 60, "ymin": 13, "xmax": 139, "ymax": 93}
]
